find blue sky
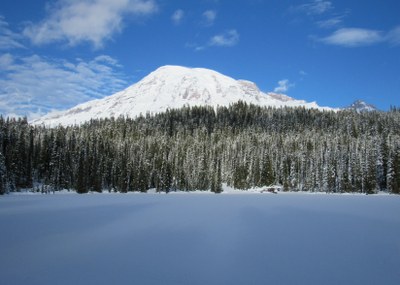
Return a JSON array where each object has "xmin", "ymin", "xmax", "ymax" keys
[{"xmin": 1, "ymin": 0, "xmax": 399, "ymax": 118}]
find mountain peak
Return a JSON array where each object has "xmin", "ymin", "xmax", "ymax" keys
[
  {"xmin": 31, "ymin": 65, "xmax": 331, "ymax": 126},
  {"xmin": 346, "ymin": 100, "xmax": 378, "ymax": 112}
]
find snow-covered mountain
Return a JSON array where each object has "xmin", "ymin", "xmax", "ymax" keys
[
  {"xmin": 346, "ymin": 100, "xmax": 378, "ymax": 112},
  {"xmin": 31, "ymin": 65, "xmax": 331, "ymax": 126}
]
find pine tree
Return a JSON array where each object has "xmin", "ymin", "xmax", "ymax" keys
[
  {"xmin": 391, "ymin": 147, "xmax": 400, "ymax": 194},
  {"xmin": 260, "ymin": 155, "xmax": 275, "ymax": 187},
  {"xmin": 76, "ymin": 150, "xmax": 88, "ymax": 194},
  {"xmin": 0, "ymin": 152, "xmax": 6, "ymax": 194},
  {"xmin": 211, "ymin": 159, "xmax": 222, "ymax": 193}
]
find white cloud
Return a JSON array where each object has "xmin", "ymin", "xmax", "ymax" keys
[
  {"xmin": 274, "ymin": 79, "xmax": 294, "ymax": 93},
  {"xmin": 202, "ymin": 10, "xmax": 217, "ymax": 26},
  {"xmin": 293, "ymin": 0, "xmax": 333, "ymax": 15},
  {"xmin": 210, "ymin": 30, "xmax": 239, "ymax": 47},
  {"xmin": 23, "ymin": 0, "xmax": 158, "ymax": 48},
  {"xmin": 318, "ymin": 26, "xmax": 400, "ymax": 47},
  {"xmin": 0, "ymin": 16, "xmax": 25, "ymax": 50},
  {"xmin": 171, "ymin": 9, "xmax": 184, "ymax": 25},
  {"xmin": 0, "ymin": 54, "xmax": 128, "ymax": 119},
  {"xmin": 387, "ymin": 26, "xmax": 400, "ymax": 46},
  {"xmin": 321, "ymin": 28, "xmax": 384, "ymax": 47}
]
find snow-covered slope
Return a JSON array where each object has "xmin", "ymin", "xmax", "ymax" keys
[
  {"xmin": 346, "ymin": 100, "xmax": 378, "ymax": 112},
  {"xmin": 32, "ymin": 65, "xmax": 331, "ymax": 126}
]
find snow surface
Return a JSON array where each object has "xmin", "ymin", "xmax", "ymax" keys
[
  {"xmin": 1, "ymin": 193, "xmax": 400, "ymax": 285},
  {"xmin": 31, "ymin": 65, "xmax": 333, "ymax": 126}
]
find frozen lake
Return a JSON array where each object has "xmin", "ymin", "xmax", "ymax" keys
[{"xmin": 1, "ymin": 193, "xmax": 400, "ymax": 285}]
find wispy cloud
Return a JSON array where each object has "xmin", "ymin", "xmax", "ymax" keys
[
  {"xmin": 23, "ymin": 0, "xmax": 158, "ymax": 49},
  {"xmin": 274, "ymin": 79, "xmax": 294, "ymax": 93},
  {"xmin": 292, "ymin": 0, "xmax": 333, "ymax": 16},
  {"xmin": 299, "ymin": 70, "xmax": 308, "ymax": 76},
  {"xmin": 0, "ymin": 54, "xmax": 128, "ymax": 119},
  {"xmin": 387, "ymin": 26, "xmax": 400, "ymax": 46},
  {"xmin": 171, "ymin": 9, "xmax": 184, "ymax": 25},
  {"xmin": 209, "ymin": 29, "xmax": 239, "ymax": 47},
  {"xmin": 0, "ymin": 16, "xmax": 25, "ymax": 50},
  {"xmin": 202, "ymin": 10, "xmax": 217, "ymax": 27},
  {"xmin": 290, "ymin": 0, "xmax": 349, "ymax": 31},
  {"xmin": 299, "ymin": 2, "xmax": 400, "ymax": 48},
  {"xmin": 320, "ymin": 28, "xmax": 385, "ymax": 47},
  {"xmin": 187, "ymin": 29, "xmax": 240, "ymax": 51},
  {"xmin": 0, "ymin": 53, "xmax": 14, "ymax": 69},
  {"xmin": 317, "ymin": 15, "xmax": 345, "ymax": 29}
]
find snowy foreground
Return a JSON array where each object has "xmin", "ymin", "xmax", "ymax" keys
[{"xmin": 1, "ymin": 193, "xmax": 400, "ymax": 285}]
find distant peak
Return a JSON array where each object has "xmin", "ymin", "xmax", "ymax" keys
[{"xmin": 346, "ymin": 100, "xmax": 378, "ymax": 112}]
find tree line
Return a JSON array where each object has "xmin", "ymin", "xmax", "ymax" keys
[{"xmin": 1, "ymin": 102, "xmax": 400, "ymax": 194}]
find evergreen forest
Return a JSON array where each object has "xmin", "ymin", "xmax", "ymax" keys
[{"xmin": 1, "ymin": 102, "xmax": 400, "ymax": 194}]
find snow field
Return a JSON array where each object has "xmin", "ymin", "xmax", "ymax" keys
[{"xmin": 1, "ymin": 194, "xmax": 399, "ymax": 285}]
